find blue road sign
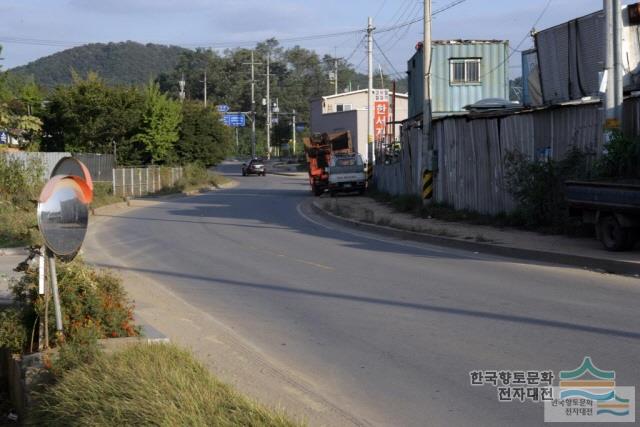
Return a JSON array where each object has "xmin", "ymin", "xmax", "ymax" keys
[
  {"xmin": 217, "ymin": 104, "xmax": 230, "ymax": 113},
  {"xmin": 295, "ymin": 123, "xmax": 306, "ymax": 132},
  {"xmin": 0, "ymin": 131, "xmax": 7, "ymax": 144},
  {"xmin": 223, "ymin": 113, "xmax": 246, "ymax": 127}
]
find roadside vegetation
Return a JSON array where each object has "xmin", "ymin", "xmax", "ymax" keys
[
  {"xmin": 30, "ymin": 343, "xmax": 298, "ymax": 427},
  {"xmin": 1, "ymin": 257, "xmax": 296, "ymax": 426},
  {"xmin": 0, "ymin": 155, "xmax": 43, "ymax": 247},
  {"xmin": 368, "ymin": 135, "xmax": 640, "ymax": 236}
]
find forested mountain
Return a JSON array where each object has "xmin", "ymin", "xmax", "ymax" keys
[{"xmin": 10, "ymin": 41, "xmax": 189, "ymax": 87}]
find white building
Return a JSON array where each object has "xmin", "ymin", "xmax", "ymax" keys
[{"xmin": 310, "ymin": 89, "xmax": 409, "ymax": 162}]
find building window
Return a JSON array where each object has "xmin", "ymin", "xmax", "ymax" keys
[
  {"xmin": 336, "ymin": 104, "xmax": 352, "ymax": 112},
  {"xmin": 450, "ymin": 58, "xmax": 481, "ymax": 84}
]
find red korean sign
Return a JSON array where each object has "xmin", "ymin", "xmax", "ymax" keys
[{"xmin": 374, "ymin": 89, "xmax": 389, "ymax": 143}]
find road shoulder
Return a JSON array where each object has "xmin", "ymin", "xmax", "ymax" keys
[{"xmin": 310, "ymin": 197, "xmax": 640, "ymax": 277}]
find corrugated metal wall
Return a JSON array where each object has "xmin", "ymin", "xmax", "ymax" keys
[
  {"xmin": 535, "ymin": 11, "xmax": 604, "ymax": 104},
  {"xmin": 407, "ymin": 41, "xmax": 509, "ymax": 117},
  {"xmin": 375, "ymin": 98, "xmax": 628, "ymax": 215},
  {"xmin": 433, "ymin": 102, "xmax": 604, "ymax": 214},
  {"xmin": 2, "ymin": 152, "xmax": 70, "ymax": 178},
  {"xmin": 374, "ymin": 122, "xmax": 422, "ymax": 196},
  {"xmin": 73, "ymin": 153, "xmax": 115, "ymax": 182},
  {"xmin": 1, "ymin": 152, "xmax": 115, "ymax": 181}
]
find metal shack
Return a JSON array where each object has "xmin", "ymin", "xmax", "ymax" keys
[{"xmin": 406, "ymin": 40, "xmax": 510, "ymax": 117}]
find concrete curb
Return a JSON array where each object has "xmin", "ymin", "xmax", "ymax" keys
[
  {"xmin": 0, "ymin": 247, "xmax": 28, "ymax": 257},
  {"xmin": 310, "ymin": 201, "xmax": 640, "ymax": 277},
  {"xmin": 269, "ymin": 170, "xmax": 307, "ymax": 177}
]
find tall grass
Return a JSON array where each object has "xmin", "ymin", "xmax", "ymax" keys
[{"xmin": 30, "ymin": 343, "xmax": 300, "ymax": 427}]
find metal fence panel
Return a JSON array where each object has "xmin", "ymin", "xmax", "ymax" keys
[
  {"xmin": 73, "ymin": 153, "xmax": 115, "ymax": 182},
  {"xmin": 112, "ymin": 166, "xmax": 183, "ymax": 198}
]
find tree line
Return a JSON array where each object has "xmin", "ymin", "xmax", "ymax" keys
[{"xmin": 1, "ymin": 39, "xmax": 407, "ymax": 163}]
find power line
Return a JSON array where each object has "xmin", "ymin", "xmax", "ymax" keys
[
  {"xmin": 373, "ymin": 39, "xmax": 403, "ymax": 78},
  {"xmin": 480, "ymin": 0, "xmax": 552, "ymax": 79},
  {"xmin": 0, "ymin": 0, "xmax": 469, "ymax": 50}
]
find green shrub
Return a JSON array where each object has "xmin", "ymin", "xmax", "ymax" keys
[
  {"xmin": 0, "ymin": 306, "xmax": 28, "ymax": 353},
  {"xmin": 90, "ymin": 182, "xmax": 123, "ymax": 209},
  {"xmin": 597, "ymin": 131, "xmax": 640, "ymax": 179},
  {"xmin": 30, "ymin": 343, "xmax": 299, "ymax": 427},
  {"xmin": 0, "ymin": 155, "xmax": 44, "ymax": 246},
  {"xmin": 9, "ymin": 259, "xmax": 139, "ymax": 353},
  {"xmin": 504, "ymin": 148, "xmax": 590, "ymax": 230}
]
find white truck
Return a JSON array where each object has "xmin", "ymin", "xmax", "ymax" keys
[{"xmin": 326, "ymin": 153, "xmax": 366, "ymax": 196}]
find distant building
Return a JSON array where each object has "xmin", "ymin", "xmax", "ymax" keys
[
  {"xmin": 406, "ymin": 40, "xmax": 510, "ymax": 117},
  {"xmin": 310, "ymin": 89, "xmax": 409, "ymax": 161}
]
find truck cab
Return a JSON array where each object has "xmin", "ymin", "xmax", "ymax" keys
[{"xmin": 327, "ymin": 153, "xmax": 366, "ymax": 196}]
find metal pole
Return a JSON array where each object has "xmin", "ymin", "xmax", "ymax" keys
[
  {"xmin": 47, "ymin": 252, "xmax": 63, "ymax": 333},
  {"xmin": 266, "ymin": 54, "xmax": 271, "ymax": 159},
  {"xmin": 130, "ymin": 168, "xmax": 134, "ymax": 198},
  {"xmin": 203, "ymin": 69, "xmax": 207, "ymax": 108},
  {"xmin": 292, "ymin": 109, "xmax": 296, "ymax": 157},
  {"xmin": 235, "ymin": 127, "xmax": 239, "ymax": 151},
  {"xmin": 146, "ymin": 167, "xmax": 149, "ymax": 194},
  {"xmin": 38, "ymin": 247, "xmax": 45, "ymax": 295},
  {"xmin": 603, "ymin": 0, "xmax": 624, "ymax": 142},
  {"xmin": 367, "ymin": 17, "xmax": 374, "ymax": 166},
  {"xmin": 392, "ymin": 81, "xmax": 397, "ymax": 143},
  {"xmin": 112, "ymin": 168, "xmax": 116, "ymax": 198},
  {"xmin": 122, "ymin": 168, "xmax": 125, "ymax": 197},
  {"xmin": 334, "ymin": 55, "xmax": 339, "ymax": 95},
  {"xmin": 613, "ymin": 0, "xmax": 623, "ymax": 127},
  {"xmin": 138, "ymin": 169, "xmax": 142, "ymax": 196},
  {"xmin": 420, "ymin": 0, "xmax": 433, "ymax": 197}
]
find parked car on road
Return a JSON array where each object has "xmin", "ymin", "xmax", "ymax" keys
[{"xmin": 242, "ymin": 158, "xmax": 266, "ymax": 176}]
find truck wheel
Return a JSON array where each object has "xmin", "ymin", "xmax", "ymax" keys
[{"xmin": 598, "ymin": 216, "xmax": 631, "ymax": 251}]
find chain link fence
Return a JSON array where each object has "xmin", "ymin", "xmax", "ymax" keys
[{"xmin": 112, "ymin": 166, "xmax": 183, "ymax": 198}]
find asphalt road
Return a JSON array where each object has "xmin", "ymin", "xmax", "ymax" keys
[{"xmin": 85, "ymin": 161, "xmax": 640, "ymax": 426}]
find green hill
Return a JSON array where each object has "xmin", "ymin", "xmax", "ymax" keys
[{"xmin": 10, "ymin": 41, "xmax": 190, "ymax": 87}]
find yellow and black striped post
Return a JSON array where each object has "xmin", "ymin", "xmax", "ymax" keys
[
  {"xmin": 366, "ymin": 163, "xmax": 374, "ymax": 183},
  {"xmin": 422, "ymin": 170, "xmax": 433, "ymax": 200}
]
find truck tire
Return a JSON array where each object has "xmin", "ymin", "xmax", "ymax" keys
[{"xmin": 598, "ymin": 216, "xmax": 633, "ymax": 251}]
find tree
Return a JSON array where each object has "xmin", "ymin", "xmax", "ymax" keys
[
  {"xmin": 133, "ymin": 82, "xmax": 182, "ymax": 164},
  {"xmin": 40, "ymin": 72, "xmax": 145, "ymax": 161},
  {"xmin": 177, "ymin": 102, "xmax": 233, "ymax": 166}
]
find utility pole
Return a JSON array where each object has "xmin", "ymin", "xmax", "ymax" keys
[
  {"xmin": 203, "ymin": 69, "xmax": 207, "ymax": 107},
  {"xmin": 178, "ymin": 73, "xmax": 186, "ymax": 102},
  {"xmin": 334, "ymin": 55, "xmax": 339, "ymax": 95},
  {"xmin": 604, "ymin": 0, "xmax": 623, "ymax": 142},
  {"xmin": 419, "ymin": 0, "xmax": 433, "ymax": 198},
  {"xmin": 266, "ymin": 54, "xmax": 271, "ymax": 159},
  {"xmin": 243, "ymin": 51, "xmax": 261, "ymax": 158},
  {"xmin": 292, "ymin": 109, "xmax": 297, "ymax": 156},
  {"xmin": 367, "ymin": 16, "xmax": 374, "ymax": 166}
]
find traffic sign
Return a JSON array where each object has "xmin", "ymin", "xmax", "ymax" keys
[
  {"xmin": 223, "ymin": 113, "xmax": 246, "ymax": 127},
  {"xmin": 217, "ymin": 104, "xmax": 230, "ymax": 113},
  {"xmin": 0, "ymin": 131, "xmax": 7, "ymax": 144}
]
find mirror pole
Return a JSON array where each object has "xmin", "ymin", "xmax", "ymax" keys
[{"xmin": 47, "ymin": 250, "xmax": 64, "ymax": 334}]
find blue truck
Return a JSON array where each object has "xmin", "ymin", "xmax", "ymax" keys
[{"xmin": 566, "ymin": 181, "xmax": 640, "ymax": 251}]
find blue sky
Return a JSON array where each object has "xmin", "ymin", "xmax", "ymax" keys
[{"xmin": 0, "ymin": 0, "xmax": 633, "ymax": 77}]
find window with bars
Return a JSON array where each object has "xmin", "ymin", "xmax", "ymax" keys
[{"xmin": 450, "ymin": 59, "xmax": 481, "ymax": 85}]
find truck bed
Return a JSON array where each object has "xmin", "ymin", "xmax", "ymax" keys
[{"xmin": 565, "ymin": 180, "xmax": 640, "ymax": 213}]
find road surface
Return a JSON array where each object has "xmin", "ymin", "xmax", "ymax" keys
[{"xmin": 85, "ymin": 161, "xmax": 640, "ymax": 426}]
